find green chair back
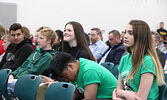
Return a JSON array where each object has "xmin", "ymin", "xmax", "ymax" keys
[
  {"xmin": 45, "ymin": 82, "xmax": 75, "ymax": 100},
  {"xmin": 101, "ymin": 62, "xmax": 119, "ymax": 79},
  {"xmin": 159, "ymin": 85, "xmax": 167, "ymax": 100},
  {"xmin": 112, "ymin": 65, "xmax": 119, "ymax": 79},
  {"xmin": 101, "ymin": 62, "xmax": 114, "ymax": 71},
  {"xmin": 165, "ymin": 73, "xmax": 167, "ymax": 83},
  {"xmin": 0, "ymin": 69, "xmax": 12, "ymax": 100},
  {"xmin": 14, "ymin": 75, "xmax": 42, "ymax": 100}
]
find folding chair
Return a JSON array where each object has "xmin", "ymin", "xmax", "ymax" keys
[
  {"xmin": 0, "ymin": 69, "xmax": 12, "ymax": 100},
  {"xmin": 164, "ymin": 73, "xmax": 167, "ymax": 83},
  {"xmin": 101, "ymin": 62, "xmax": 119, "ymax": 79},
  {"xmin": 101, "ymin": 62, "xmax": 114, "ymax": 71},
  {"xmin": 45, "ymin": 82, "xmax": 75, "ymax": 100},
  {"xmin": 14, "ymin": 75, "xmax": 42, "ymax": 100}
]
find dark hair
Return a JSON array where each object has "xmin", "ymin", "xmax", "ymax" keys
[
  {"xmin": 126, "ymin": 20, "xmax": 152, "ymax": 53},
  {"xmin": 48, "ymin": 52, "xmax": 76, "ymax": 77},
  {"xmin": 161, "ymin": 35, "xmax": 166, "ymax": 40},
  {"xmin": 9, "ymin": 23, "xmax": 23, "ymax": 33},
  {"xmin": 160, "ymin": 22, "xmax": 164, "ymax": 24},
  {"xmin": 55, "ymin": 30, "xmax": 63, "ymax": 40},
  {"xmin": 62, "ymin": 21, "xmax": 95, "ymax": 61},
  {"xmin": 109, "ymin": 30, "xmax": 121, "ymax": 38}
]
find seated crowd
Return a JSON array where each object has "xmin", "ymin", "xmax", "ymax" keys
[{"xmin": 0, "ymin": 20, "xmax": 166, "ymax": 100}]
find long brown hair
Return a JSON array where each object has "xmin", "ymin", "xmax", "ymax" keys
[
  {"xmin": 62, "ymin": 21, "xmax": 95, "ymax": 61},
  {"xmin": 126, "ymin": 20, "xmax": 165, "ymax": 86}
]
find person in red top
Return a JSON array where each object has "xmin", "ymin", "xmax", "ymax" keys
[{"xmin": 0, "ymin": 24, "xmax": 6, "ymax": 55}]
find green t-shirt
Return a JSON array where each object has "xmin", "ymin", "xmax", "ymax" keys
[
  {"xmin": 118, "ymin": 54, "xmax": 159, "ymax": 100},
  {"xmin": 72, "ymin": 58, "xmax": 117, "ymax": 99}
]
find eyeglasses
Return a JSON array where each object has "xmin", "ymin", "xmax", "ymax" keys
[
  {"xmin": 11, "ymin": 33, "xmax": 21, "ymax": 37},
  {"xmin": 89, "ymin": 34, "xmax": 97, "ymax": 37}
]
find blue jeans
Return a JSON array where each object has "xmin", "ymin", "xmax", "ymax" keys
[{"xmin": 7, "ymin": 79, "xmax": 17, "ymax": 95}]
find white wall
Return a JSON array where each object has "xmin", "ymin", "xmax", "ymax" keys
[{"xmin": 0, "ymin": 0, "xmax": 167, "ymax": 41}]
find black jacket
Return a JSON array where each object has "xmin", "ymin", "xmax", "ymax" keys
[
  {"xmin": 68, "ymin": 46, "xmax": 90, "ymax": 60},
  {"xmin": 0, "ymin": 38, "xmax": 34, "ymax": 71},
  {"xmin": 156, "ymin": 48, "xmax": 166, "ymax": 68},
  {"xmin": 98, "ymin": 41, "xmax": 125, "ymax": 65}
]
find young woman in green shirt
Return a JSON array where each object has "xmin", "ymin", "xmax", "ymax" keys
[{"xmin": 113, "ymin": 20, "xmax": 166, "ymax": 100}]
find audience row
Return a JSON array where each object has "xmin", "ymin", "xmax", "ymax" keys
[{"xmin": 0, "ymin": 20, "xmax": 166, "ymax": 100}]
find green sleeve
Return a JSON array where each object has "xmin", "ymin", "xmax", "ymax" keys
[
  {"xmin": 118, "ymin": 55, "xmax": 126, "ymax": 73},
  {"xmin": 21, "ymin": 53, "xmax": 53, "ymax": 75},
  {"xmin": 140, "ymin": 56, "xmax": 156, "ymax": 76},
  {"xmin": 82, "ymin": 70, "xmax": 101, "ymax": 88}
]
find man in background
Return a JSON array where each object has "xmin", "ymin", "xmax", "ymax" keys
[
  {"xmin": 89, "ymin": 28, "xmax": 108, "ymax": 61},
  {"xmin": 152, "ymin": 31, "xmax": 166, "ymax": 68},
  {"xmin": 98, "ymin": 30, "xmax": 125, "ymax": 65},
  {"xmin": 157, "ymin": 22, "xmax": 167, "ymax": 38}
]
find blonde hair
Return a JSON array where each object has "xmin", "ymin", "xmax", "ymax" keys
[
  {"xmin": 126, "ymin": 20, "xmax": 165, "ymax": 86},
  {"xmin": 1, "ymin": 34, "xmax": 12, "ymax": 42},
  {"xmin": 36, "ymin": 26, "xmax": 49, "ymax": 32},
  {"xmin": 38, "ymin": 27, "xmax": 57, "ymax": 46}
]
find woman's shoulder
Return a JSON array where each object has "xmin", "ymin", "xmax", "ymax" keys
[
  {"xmin": 121, "ymin": 53, "xmax": 131, "ymax": 59},
  {"xmin": 143, "ymin": 55, "xmax": 152, "ymax": 61},
  {"xmin": 78, "ymin": 48, "xmax": 87, "ymax": 53},
  {"xmin": 76, "ymin": 48, "xmax": 90, "ymax": 59}
]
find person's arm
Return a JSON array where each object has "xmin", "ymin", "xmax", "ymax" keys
[
  {"xmin": 11, "ymin": 53, "xmax": 34, "ymax": 76},
  {"xmin": 94, "ymin": 56, "xmax": 98, "ymax": 61},
  {"xmin": 81, "ymin": 70, "xmax": 101, "ymax": 99},
  {"xmin": 113, "ymin": 73, "xmax": 125, "ymax": 99},
  {"xmin": 20, "ymin": 54, "xmax": 53, "ymax": 75},
  {"xmin": 112, "ymin": 90, "xmax": 125, "ymax": 100},
  {"xmin": 116, "ymin": 73, "xmax": 154, "ymax": 100},
  {"xmin": 39, "ymin": 75, "xmax": 54, "ymax": 83},
  {"xmin": 114, "ymin": 73, "xmax": 140, "ymax": 100},
  {"xmin": 84, "ymin": 83, "xmax": 98, "ymax": 99},
  {"xmin": 8, "ymin": 74, "xmax": 14, "ymax": 83},
  {"xmin": 72, "ymin": 89, "xmax": 80, "ymax": 100},
  {"xmin": 136, "ymin": 73, "xmax": 154, "ymax": 100},
  {"xmin": 9, "ymin": 45, "xmax": 33, "ymax": 71}
]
